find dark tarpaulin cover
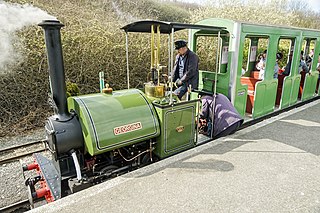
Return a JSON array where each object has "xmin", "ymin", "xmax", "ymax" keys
[{"xmin": 201, "ymin": 94, "xmax": 243, "ymax": 137}]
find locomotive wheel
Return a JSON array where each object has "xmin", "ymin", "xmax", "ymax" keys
[
  {"xmin": 100, "ymin": 165, "xmax": 118, "ymax": 177},
  {"xmin": 142, "ymin": 153, "xmax": 158, "ymax": 165}
]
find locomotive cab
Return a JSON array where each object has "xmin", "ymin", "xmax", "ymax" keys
[{"xmin": 121, "ymin": 20, "xmax": 228, "ymax": 157}]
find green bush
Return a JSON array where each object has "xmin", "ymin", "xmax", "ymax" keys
[{"xmin": 66, "ymin": 82, "xmax": 80, "ymax": 97}]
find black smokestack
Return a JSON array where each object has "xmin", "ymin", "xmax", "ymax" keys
[{"xmin": 39, "ymin": 20, "xmax": 69, "ymax": 118}]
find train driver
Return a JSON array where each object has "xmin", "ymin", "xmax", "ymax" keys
[{"xmin": 172, "ymin": 40, "xmax": 199, "ymax": 100}]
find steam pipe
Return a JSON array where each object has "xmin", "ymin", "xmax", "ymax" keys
[
  {"xmin": 70, "ymin": 150, "xmax": 82, "ymax": 181},
  {"xmin": 39, "ymin": 20, "xmax": 69, "ymax": 119}
]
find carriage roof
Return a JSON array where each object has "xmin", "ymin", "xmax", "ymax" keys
[{"xmin": 120, "ymin": 20, "xmax": 227, "ymax": 34}]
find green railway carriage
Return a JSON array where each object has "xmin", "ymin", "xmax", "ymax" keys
[{"xmin": 190, "ymin": 18, "xmax": 320, "ymax": 119}]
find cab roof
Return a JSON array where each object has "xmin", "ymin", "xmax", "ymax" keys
[{"xmin": 121, "ymin": 20, "xmax": 226, "ymax": 34}]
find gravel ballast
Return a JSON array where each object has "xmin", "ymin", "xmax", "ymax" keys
[{"xmin": 0, "ymin": 129, "xmax": 46, "ymax": 209}]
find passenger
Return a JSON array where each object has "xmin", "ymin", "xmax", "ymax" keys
[
  {"xmin": 172, "ymin": 40, "xmax": 199, "ymax": 100},
  {"xmin": 306, "ymin": 48, "xmax": 314, "ymax": 69},
  {"xmin": 282, "ymin": 51, "xmax": 293, "ymax": 76},
  {"xmin": 256, "ymin": 49, "xmax": 267, "ymax": 79},
  {"xmin": 283, "ymin": 51, "xmax": 309, "ymax": 76},
  {"xmin": 199, "ymin": 94, "xmax": 243, "ymax": 138},
  {"xmin": 299, "ymin": 51, "xmax": 309, "ymax": 73},
  {"xmin": 256, "ymin": 50, "xmax": 282, "ymax": 79},
  {"xmin": 274, "ymin": 52, "xmax": 283, "ymax": 78},
  {"xmin": 317, "ymin": 54, "xmax": 320, "ymax": 69},
  {"xmin": 316, "ymin": 54, "xmax": 320, "ymax": 93}
]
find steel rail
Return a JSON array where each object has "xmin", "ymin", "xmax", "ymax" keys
[
  {"xmin": 0, "ymin": 140, "xmax": 46, "ymax": 164},
  {"xmin": 0, "ymin": 199, "xmax": 30, "ymax": 212},
  {"xmin": 0, "ymin": 139, "xmax": 45, "ymax": 153}
]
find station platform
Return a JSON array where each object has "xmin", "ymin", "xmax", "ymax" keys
[{"xmin": 30, "ymin": 99, "xmax": 320, "ymax": 213}]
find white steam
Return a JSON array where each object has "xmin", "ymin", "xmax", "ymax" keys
[
  {"xmin": 112, "ymin": 1, "xmax": 137, "ymax": 23},
  {"xmin": 0, "ymin": 1, "xmax": 56, "ymax": 72}
]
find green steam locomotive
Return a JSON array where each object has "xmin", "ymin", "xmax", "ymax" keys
[{"xmin": 22, "ymin": 18, "xmax": 320, "ymax": 207}]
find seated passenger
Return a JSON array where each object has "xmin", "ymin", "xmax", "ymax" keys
[
  {"xmin": 299, "ymin": 51, "xmax": 309, "ymax": 73},
  {"xmin": 317, "ymin": 54, "xmax": 320, "ymax": 69},
  {"xmin": 274, "ymin": 52, "xmax": 283, "ymax": 79},
  {"xmin": 317, "ymin": 54, "xmax": 320, "ymax": 93},
  {"xmin": 199, "ymin": 94, "xmax": 243, "ymax": 138},
  {"xmin": 256, "ymin": 49, "xmax": 267, "ymax": 79},
  {"xmin": 282, "ymin": 52, "xmax": 293, "ymax": 76},
  {"xmin": 306, "ymin": 48, "xmax": 314, "ymax": 69},
  {"xmin": 283, "ymin": 51, "xmax": 309, "ymax": 76},
  {"xmin": 316, "ymin": 54, "xmax": 320, "ymax": 72}
]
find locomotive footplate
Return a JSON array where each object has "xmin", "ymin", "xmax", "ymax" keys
[
  {"xmin": 23, "ymin": 153, "xmax": 61, "ymax": 204},
  {"xmin": 68, "ymin": 178, "xmax": 92, "ymax": 193}
]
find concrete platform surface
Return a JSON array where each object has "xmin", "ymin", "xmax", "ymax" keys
[{"xmin": 30, "ymin": 99, "xmax": 320, "ymax": 213}]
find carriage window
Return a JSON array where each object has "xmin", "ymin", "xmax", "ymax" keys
[
  {"xmin": 277, "ymin": 38, "xmax": 293, "ymax": 76},
  {"xmin": 197, "ymin": 36, "xmax": 218, "ymax": 72},
  {"xmin": 256, "ymin": 38, "xmax": 268, "ymax": 61},
  {"xmin": 241, "ymin": 37, "xmax": 268, "ymax": 77},
  {"xmin": 277, "ymin": 38, "xmax": 295, "ymax": 76},
  {"xmin": 196, "ymin": 35, "xmax": 229, "ymax": 73},
  {"xmin": 241, "ymin": 38, "xmax": 252, "ymax": 76},
  {"xmin": 302, "ymin": 38, "xmax": 316, "ymax": 70}
]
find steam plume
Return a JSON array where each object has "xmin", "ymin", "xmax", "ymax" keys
[{"xmin": 0, "ymin": 1, "xmax": 56, "ymax": 72}]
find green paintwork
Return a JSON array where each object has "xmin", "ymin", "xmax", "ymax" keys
[
  {"xmin": 290, "ymin": 76, "xmax": 301, "ymax": 104},
  {"xmin": 198, "ymin": 71, "xmax": 229, "ymax": 97},
  {"xmin": 280, "ymin": 76, "xmax": 292, "ymax": 108},
  {"xmin": 279, "ymin": 38, "xmax": 302, "ymax": 108},
  {"xmin": 153, "ymin": 101, "xmax": 197, "ymax": 158},
  {"xmin": 67, "ymin": 89, "xmax": 160, "ymax": 156},
  {"xmin": 301, "ymin": 71, "xmax": 319, "ymax": 101},
  {"xmin": 253, "ymin": 80, "xmax": 277, "ymax": 118}
]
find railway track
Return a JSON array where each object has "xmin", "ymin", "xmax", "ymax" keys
[
  {"xmin": 0, "ymin": 199, "xmax": 30, "ymax": 213},
  {"xmin": 0, "ymin": 139, "xmax": 46, "ymax": 165}
]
